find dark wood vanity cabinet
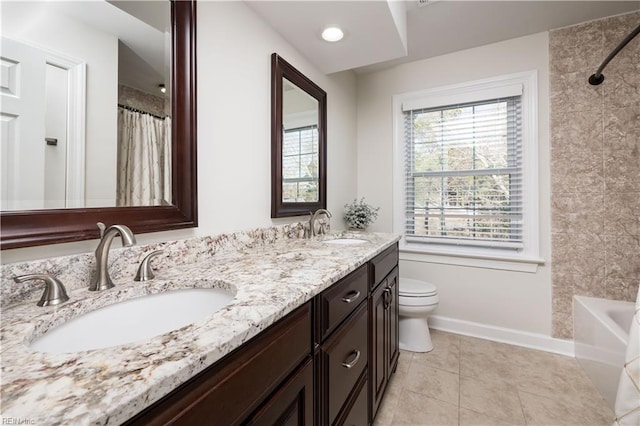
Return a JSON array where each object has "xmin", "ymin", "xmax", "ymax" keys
[
  {"xmin": 125, "ymin": 244, "xmax": 399, "ymax": 426},
  {"xmin": 125, "ymin": 303, "xmax": 313, "ymax": 426},
  {"xmin": 369, "ymin": 247, "xmax": 400, "ymax": 421}
]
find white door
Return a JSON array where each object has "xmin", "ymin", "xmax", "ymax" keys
[{"xmin": 1, "ymin": 37, "xmax": 47, "ymax": 210}]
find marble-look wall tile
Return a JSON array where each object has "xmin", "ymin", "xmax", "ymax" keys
[
  {"xmin": 551, "ymin": 109, "xmax": 603, "ymax": 155},
  {"xmin": 605, "ymin": 234, "xmax": 640, "ymax": 280},
  {"xmin": 550, "ymin": 11, "xmax": 640, "ymax": 339},
  {"xmin": 550, "ymin": 110, "xmax": 604, "ymax": 193},
  {"xmin": 602, "ymin": 13, "xmax": 640, "ymax": 73},
  {"xmin": 604, "ymin": 191, "xmax": 640, "ymax": 235},
  {"xmin": 118, "ymin": 85, "xmax": 167, "ymax": 117},
  {"xmin": 549, "ymin": 20, "xmax": 603, "ymax": 75},
  {"xmin": 549, "ymin": 71, "xmax": 603, "ymax": 114},
  {"xmin": 551, "ymin": 192, "xmax": 604, "ymax": 235},
  {"xmin": 551, "ymin": 232, "xmax": 606, "ymax": 277},
  {"xmin": 604, "ymin": 149, "xmax": 640, "ymax": 192},
  {"xmin": 606, "ymin": 277, "xmax": 640, "ymax": 301}
]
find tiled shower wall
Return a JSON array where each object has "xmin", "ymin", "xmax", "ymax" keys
[{"xmin": 550, "ymin": 12, "xmax": 640, "ymax": 339}]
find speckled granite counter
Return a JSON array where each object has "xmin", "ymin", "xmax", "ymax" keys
[{"xmin": 0, "ymin": 226, "xmax": 399, "ymax": 425}]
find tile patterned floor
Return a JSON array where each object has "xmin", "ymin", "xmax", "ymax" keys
[{"xmin": 374, "ymin": 330, "xmax": 614, "ymax": 426}]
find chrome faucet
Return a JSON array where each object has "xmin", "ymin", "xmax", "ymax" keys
[
  {"xmin": 309, "ymin": 209, "xmax": 332, "ymax": 237},
  {"xmin": 89, "ymin": 222, "xmax": 136, "ymax": 291}
]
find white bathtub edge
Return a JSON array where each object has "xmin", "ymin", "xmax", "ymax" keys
[
  {"xmin": 573, "ymin": 295, "xmax": 632, "ymax": 345},
  {"xmin": 429, "ymin": 315, "xmax": 574, "ymax": 357}
]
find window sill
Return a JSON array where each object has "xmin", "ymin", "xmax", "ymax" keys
[{"xmin": 399, "ymin": 241, "xmax": 544, "ymax": 273}]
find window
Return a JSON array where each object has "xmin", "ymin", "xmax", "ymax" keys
[
  {"xmin": 282, "ymin": 125, "xmax": 319, "ymax": 202},
  {"xmin": 393, "ymin": 72, "xmax": 539, "ymax": 262}
]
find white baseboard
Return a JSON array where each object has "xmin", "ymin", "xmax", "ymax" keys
[{"xmin": 429, "ymin": 315, "xmax": 575, "ymax": 357}]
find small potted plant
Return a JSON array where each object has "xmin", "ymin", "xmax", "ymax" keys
[{"xmin": 344, "ymin": 198, "xmax": 379, "ymax": 230}]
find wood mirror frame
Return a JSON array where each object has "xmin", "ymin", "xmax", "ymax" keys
[
  {"xmin": 271, "ymin": 53, "xmax": 327, "ymax": 218},
  {"xmin": 0, "ymin": 0, "xmax": 198, "ymax": 250}
]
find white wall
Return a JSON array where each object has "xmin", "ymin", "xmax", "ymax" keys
[
  {"xmin": 356, "ymin": 33, "xmax": 553, "ymax": 337},
  {"xmin": 1, "ymin": 1, "xmax": 358, "ymax": 263}
]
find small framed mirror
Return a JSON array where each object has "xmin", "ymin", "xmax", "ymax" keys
[{"xmin": 271, "ymin": 53, "xmax": 326, "ymax": 218}]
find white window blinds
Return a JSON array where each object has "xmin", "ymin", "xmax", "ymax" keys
[
  {"xmin": 403, "ymin": 96, "xmax": 523, "ymax": 249},
  {"xmin": 283, "ymin": 125, "xmax": 319, "ymax": 202}
]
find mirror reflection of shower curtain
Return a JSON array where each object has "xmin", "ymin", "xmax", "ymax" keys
[{"xmin": 116, "ymin": 107, "xmax": 171, "ymax": 206}]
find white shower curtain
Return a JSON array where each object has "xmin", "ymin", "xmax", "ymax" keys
[{"xmin": 117, "ymin": 107, "xmax": 171, "ymax": 206}]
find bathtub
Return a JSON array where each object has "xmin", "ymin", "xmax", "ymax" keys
[{"xmin": 573, "ymin": 295, "xmax": 635, "ymax": 408}]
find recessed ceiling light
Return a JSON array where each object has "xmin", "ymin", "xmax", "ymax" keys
[{"xmin": 322, "ymin": 27, "xmax": 344, "ymax": 42}]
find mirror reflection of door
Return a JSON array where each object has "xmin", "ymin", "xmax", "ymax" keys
[
  {"xmin": 0, "ymin": 1, "xmax": 171, "ymax": 211},
  {"xmin": 282, "ymin": 78, "xmax": 320, "ymax": 203},
  {"xmin": 0, "ymin": 37, "xmax": 85, "ymax": 210}
]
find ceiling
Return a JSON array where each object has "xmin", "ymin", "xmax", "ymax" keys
[{"xmin": 247, "ymin": 0, "xmax": 640, "ymax": 74}]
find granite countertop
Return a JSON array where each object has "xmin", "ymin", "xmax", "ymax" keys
[{"xmin": 0, "ymin": 231, "xmax": 399, "ymax": 425}]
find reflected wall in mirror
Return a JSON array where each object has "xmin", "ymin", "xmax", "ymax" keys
[
  {"xmin": 0, "ymin": 0, "xmax": 197, "ymax": 249},
  {"xmin": 1, "ymin": 0, "xmax": 172, "ymax": 210},
  {"xmin": 271, "ymin": 53, "xmax": 326, "ymax": 218}
]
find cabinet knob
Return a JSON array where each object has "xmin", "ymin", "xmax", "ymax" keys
[
  {"xmin": 341, "ymin": 290, "xmax": 361, "ymax": 304},
  {"xmin": 341, "ymin": 350, "xmax": 361, "ymax": 369}
]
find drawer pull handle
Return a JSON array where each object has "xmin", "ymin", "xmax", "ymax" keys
[
  {"xmin": 341, "ymin": 290, "xmax": 361, "ymax": 304},
  {"xmin": 342, "ymin": 350, "xmax": 361, "ymax": 369}
]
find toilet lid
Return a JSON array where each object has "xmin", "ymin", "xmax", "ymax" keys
[{"xmin": 400, "ymin": 278, "xmax": 437, "ymax": 297}]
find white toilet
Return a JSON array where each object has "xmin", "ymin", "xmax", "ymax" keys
[{"xmin": 398, "ymin": 278, "xmax": 439, "ymax": 352}]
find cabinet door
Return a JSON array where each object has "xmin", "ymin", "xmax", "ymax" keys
[
  {"xmin": 247, "ymin": 357, "xmax": 314, "ymax": 426},
  {"xmin": 369, "ymin": 279, "xmax": 388, "ymax": 417},
  {"xmin": 387, "ymin": 267, "xmax": 399, "ymax": 376}
]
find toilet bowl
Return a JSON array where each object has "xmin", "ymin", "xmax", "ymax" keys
[{"xmin": 399, "ymin": 278, "xmax": 439, "ymax": 352}]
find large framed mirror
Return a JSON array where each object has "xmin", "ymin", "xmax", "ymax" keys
[
  {"xmin": 271, "ymin": 53, "xmax": 326, "ymax": 218},
  {"xmin": 0, "ymin": 0, "xmax": 197, "ymax": 249}
]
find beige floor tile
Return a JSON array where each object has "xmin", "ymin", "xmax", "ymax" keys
[
  {"xmin": 380, "ymin": 332, "xmax": 616, "ymax": 426},
  {"xmin": 412, "ymin": 330, "xmax": 460, "ymax": 374},
  {"xmin": 459, "ymin": 407, "xmax": 526, "ymax": 426},
  {"xmin": 373, "ymin": 368, "xmax": 407, "ymax": 425},
  {"xmin": 459, "ymin": 336, "xmax": 524, "ymax": 384},
  {"xmin": 519, "ymin": 389, "xmax": 614, "ymax": 426},
  {"xmin": 404, "ymin": 362, "xmax": 459, "ymax": 405},
  {"xmin": 396, "ymin": 349, "xmax": 414, "ymax": 375},
  {"xmin": 391, "ymin": 389, "xmax": 458, "ymax": 426},
  {"xmin": 514, "ymin": 349, "xmax": 610, "ymax": 409},
  {"xmin": 459, "ymin": 375, "xmax": 525, "ymax": 424}
]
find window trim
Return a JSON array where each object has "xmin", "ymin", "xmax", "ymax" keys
[{"xmin": 392, "ymin": 71, "xmax": 540, "ymax": 268}]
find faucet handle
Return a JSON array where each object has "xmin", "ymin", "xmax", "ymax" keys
[
  {"xmin": 134, "ymin": 250, "xmax": 165, "ymax": 282},
  {"xmin": 13, "ymin": 274, "xmax": 70, "ymax": 307},
  {"xmin": 97, "ymin": 222, "xmax": 106, "ymax": 238}
]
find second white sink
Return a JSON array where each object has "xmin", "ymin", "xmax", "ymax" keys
[{"xmin": 30, "ymin": 288, "xmax": 235, "ymax": 354}]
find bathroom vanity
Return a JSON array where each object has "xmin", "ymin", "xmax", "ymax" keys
[
  {"xmin": 0, "ymin": 226, "xmax": 399, "ymax": 425},
  {"xmin": 125, "ymin": 243, "xmax": 399, "ymax": 425}
]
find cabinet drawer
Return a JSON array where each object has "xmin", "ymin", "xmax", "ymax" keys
[
  {"xmin": 317, "ymin": 264, "xmax": 368, "ymax": 342},
  {"xmin": 125, "ymin": 303, "xmax": 312, "ymax": 426},
  {"xmin": 323, "ymin": 303, "xmax": 368, "ymax": 424},
  {"xmin": 370, "ymin": 244, "xmax": 398, "ymax": 289},
  {"xmin": 335, "ymin": 372, "xmax": 368, "ymax": 426}
]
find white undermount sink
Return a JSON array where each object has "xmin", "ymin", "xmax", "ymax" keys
[
  {"xmin": 29, "ymin": 288, "xmax": 235, "ymax": 354},
  {"xmin": 323, "ymin": 238, "xmax": 368, "ymax": 245}
]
